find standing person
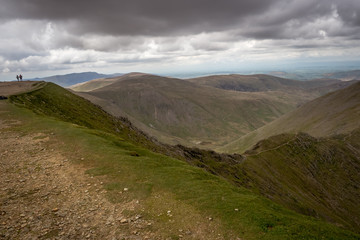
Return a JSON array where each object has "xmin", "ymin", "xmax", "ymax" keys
[
  {"xmin": 16, "ymin": 75, "xmax": 19, "ymax": 81},
  {"xmin": 19, "ymin": 74, "xmax": 22, "ymax": 81}
]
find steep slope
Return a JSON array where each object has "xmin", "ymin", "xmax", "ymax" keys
[
  {"xmin": 221, "ymin": 81, "xmax": 360, "ymax": 153},
  {"xmin": 78, "ymin": 74, "xmax": 306, "ymax": 148},
  {"xmin": 310, "ymin": 80, "xmax": 359, "ymax": 96},
  {"xmin": 242, "ymin": 131, "xmax": 360, "ymax": 233},
  {"xmin": 5, "ymin": 82, "xmax": 360, "ymax": 239},
  {"xmin": 182, "ymin": 130, "xmax": 360, "ymax": 233}
]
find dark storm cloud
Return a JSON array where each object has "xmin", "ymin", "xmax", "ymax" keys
[
  {"xmin": 1, "ymin": 0, "xmax": 359, "ymax": 42},
  {"xmin": 336, "ymin": 0, "xmax": 360, "ymax": 26},
  {"xmin": 1, "ymin": 0, "xmax": 359, "ymax": 40},
  {"xmin": 0, "ymin": 0, "xmax": 278, "ymax": 36}
]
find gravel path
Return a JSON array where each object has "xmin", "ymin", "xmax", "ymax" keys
[{"xmin": 0, "ymin": 117, "xmax": 154, "ymax": 240}]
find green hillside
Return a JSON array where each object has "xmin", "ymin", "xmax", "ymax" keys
[
  {"xmin": 5, "ymin": 82, "xmax": 360, "ymax": 239},
  {"xmin": 221, "ymin": 81, "xmax": 360, "ymax": 153},
  {"xmin": 76, "ymin": 74, "xmax": 316, "ymax": 148},
  {"xmin": 181, "ymin": 130, "xmax": 360, "ymax": 233},
  {"xmin": 242, "ymin": 131, "xmax": 360, "ymax": 233}
]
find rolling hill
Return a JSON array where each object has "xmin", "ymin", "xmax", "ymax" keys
[
  {"xmin": 74, "ymin": 74, "xmax": 315, "ymax": 148},
  {"xmin": 324, "ymin": 70, "xmax": 360, "ymax": 81},
  {"xmin": 3, "ymin": 81, "xmax": 360, "ymax": 238},
  {"xmin": 186, "ymin": 74, "xmax": 342, "ymax": 92},
  {"xmin": 220, "ymin": 81, "xmax": 360, "ymax": 153}
]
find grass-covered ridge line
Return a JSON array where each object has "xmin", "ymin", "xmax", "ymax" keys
[
  {"xmin": 10, "ymin": 82, "xmax": 127, "ymax": 134},
  {"xmin": 9, "ymin": 82, "xmax": 169, "ymax": 152},
  {"xmin": 7, "ymin": 82, "xmax": 360, "ymax": 238},
  {"xmin": 243, "ymin": 131, "xmax": 360, "ymax": 233}
]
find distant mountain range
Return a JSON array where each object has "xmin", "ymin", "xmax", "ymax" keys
[
  {"xmin": 29, "ymin": 69, "xmax": 360, "ymax": 88},
  {"xmin": 33, "ymin": 72, "xmax": 123, "ymax": 87}
]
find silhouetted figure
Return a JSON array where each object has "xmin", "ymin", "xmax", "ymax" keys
[
  {"xmin": 16, "ymin": 75, "xmax": 19, "ymax": 81},
  {"xmin": 19, "ymin": 74, "xmax": 22, "ymax": 81}
]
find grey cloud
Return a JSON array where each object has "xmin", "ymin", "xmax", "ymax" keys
[
  {"xmin": 190, "ymin": 39, "xmax": 230, "ymax": 52},
  {"xmin": 0, "ymin": 40, "xmax": 44, "ymax": 62},
  {"xmin": 0, "ymin": 50, "xmax": 37, "ymax": 61},
  {"xmin": 1, "ymin": 0, "xmax": 359, "ymax": 42}
]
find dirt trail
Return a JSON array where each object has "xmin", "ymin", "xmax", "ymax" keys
[
  {"xmin": 246, "ymin": 136, "xmax": 297, "ymax": 157},
  {"xmin": 0, "ymin": 81, "xmax": 45, "ymax": 97},
  {"xmin": 0, "ymin": 114, "xmax": 154, "ymax": 239}
]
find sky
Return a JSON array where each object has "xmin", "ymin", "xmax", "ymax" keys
[{"xmin": 0, "ymin": 0, "xmax": 360, "ymax": 80}]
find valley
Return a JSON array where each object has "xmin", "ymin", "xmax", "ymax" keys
[{"xmin": 70, "ymin": 73, "xmax": 356, "ymax": 149}]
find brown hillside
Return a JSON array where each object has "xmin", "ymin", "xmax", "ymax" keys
[{"xmin": 221, "ymin": 81, "xmax": 360, "ymax": 153}]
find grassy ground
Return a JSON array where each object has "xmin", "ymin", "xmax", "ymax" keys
[{"xmin": 4, "ymin": 83, "xmax": 360, "ymax": 239}]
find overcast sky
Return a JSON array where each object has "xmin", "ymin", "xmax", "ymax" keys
[{"xmin": 0, "ymin": 0, "xmax": 359, "ymax": 80}]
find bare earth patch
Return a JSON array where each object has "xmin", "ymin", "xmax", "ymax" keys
[
  {"xmin": 0, "ymin": 119, "xmax": 155, "ymax": 240},
  {"xmin": 0, "ymin": 81, "xmax": 45, "ymax": 97}
]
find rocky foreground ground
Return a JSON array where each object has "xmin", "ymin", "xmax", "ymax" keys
[{"xmin": 0, "ymin": 116, "xmax": 159, "ymax": 240}]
